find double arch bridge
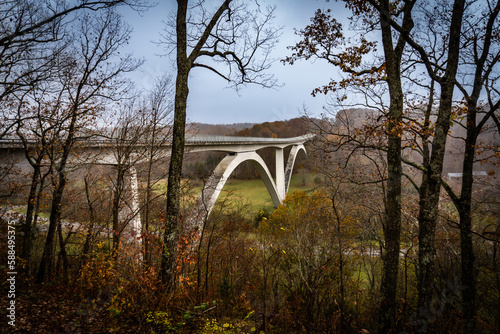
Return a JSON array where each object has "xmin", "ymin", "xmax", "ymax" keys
[{"xmin": 0, "ymin": 134, "xmax": 314, "ymax": 236}]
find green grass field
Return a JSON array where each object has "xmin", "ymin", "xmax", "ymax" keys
[
  {"xmin": 154, "ymin": 173, "xmax": 321, "ymax": 219},
  {"xmin": 182, "ymin": 173, "xmax": 321, "ymax": 219}
]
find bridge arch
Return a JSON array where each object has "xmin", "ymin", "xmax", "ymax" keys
[
  {"xmin": 186, "ymin": 143, "xmax": 308, "ymax": 231},
  {"xmin": 186, "ymin": 151, "xmax": 282, "ymax": 230},
  {"xmin": 285, "ymin": 144, "xmax": 307, "ymax": 193}
]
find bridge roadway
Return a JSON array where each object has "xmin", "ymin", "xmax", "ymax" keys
[
  {"xmin": 0, "ymin": 134, "xmax": 315, "ymax": 237},
  {"xmin": 0, "ymin": 134, "xmax": 314, "ymax": 152}
]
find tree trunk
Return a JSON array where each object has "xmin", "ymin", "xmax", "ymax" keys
[
  {"xmin": 143, "ymin": 173, "xmax": 151, "ymax": 267},
  {"xmin": 378, "ymin": 0, "xmax": 406, "ymax": 331},
  {"xmin": 22, "ymin": 164, "xmax": 41, "ymax": 272},
  {"xmin": 459, "ymin": 104, "xmax": 477, "ymax": 334},
  {"xmin": 417, "ymin": 0, "xmax": 466, "ymax": 318},
  {"xmin": 36, "ymin": 169, "xmax": 66, "ymax": 283},
  {"xmin": 82, "ymin": 175, "xmax": 95, "ymax": 257},
  {"xmin": 494, "ymin": 244, "xmax": 500, "ymax": 331},
  {"xmin": 161, "ymin": 0, "xmax": 189, "ymax": 286},
  {"xmin": 143, "ymin": 145, "xmax": 156, "ymax": 268},
  {"xmin": 57, "ymin": 214, "xmax": 69, "ymax": 283},
  {"xmin": 332, "ymin": 195, "xmax": 347, "ymax": 331},
  {"xmin": 112, "ymin": 165, "xmax": 126, "ymax": 255}
]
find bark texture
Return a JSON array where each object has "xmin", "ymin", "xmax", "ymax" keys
[
  {"xmin": 416, "ymin": 0, "xmax": 466, "ymax": 319},
  {"xmin": 378, "ymin": 1, "xmax": 414, "ymax": 331},
  {"xmin": 160, "ymin": 0, "xmax": 189, "ymax": 285}
]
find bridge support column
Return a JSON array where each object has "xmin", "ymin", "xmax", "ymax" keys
[
  {"xmin": 276, "ymin": 148, "xmax": 285, "ymax": 200},
  {"xmin": 129, "ymin": 167, "xmax": 141, "ymax": 241}
]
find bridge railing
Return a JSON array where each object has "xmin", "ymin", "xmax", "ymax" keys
[{"xmin": 185, "ymin": 134, "xmax": 315, "ymax": 145}]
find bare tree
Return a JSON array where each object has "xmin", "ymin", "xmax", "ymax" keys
[
  {"xmin": 159, "ymin": 0, "xmax": 280, "ymax": 286},
  {"xmin": 295, "ymin": 0, "xmax": 467, "ymax": 327},
  {"xmin": 284, "ymin": 1, "xmax": 416, "ymax": 330},
  {"xmin": 14, "ymin": 85, "xmax": 57, "ymax": 273},
  {"xmin": 0, "ymin": 0, "xmax": 147, "ymax": 138},
  {"xmin": 36, "ymin": 7, "xmax": 141, "ymax": 283},
  {"xmin": 436, "ymin": 1, "xmax": 500, "ymax": 330},
  {"xmin": 141, "ymin": 73, "xmax": 174, "ymax": 267},
  {"xmin": 354, "ymin": 0, "xmax": 466, "ymax": 321},
  {"xmin": 103, "ymin": 100, "xmax": 149, "ymax": 255}
]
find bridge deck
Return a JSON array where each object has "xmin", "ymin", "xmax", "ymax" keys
[
  {"xmin": 185, "ymin": 134, "xmax": 314, "ymax": 145},
  {"xmin": 0, "ymin": 134, "xmax": 315, "ymax": 153}
]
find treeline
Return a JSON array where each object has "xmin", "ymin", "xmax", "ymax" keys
[
  {"xmin": 189, "ymin": 122, "xmax": 256, "ymax": 136},
  {"xmin": 232, "ymin": 118, "xmax": 310, "ymax": 138}
]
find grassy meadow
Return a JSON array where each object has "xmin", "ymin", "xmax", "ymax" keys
[
  {"xmin": 155, "ymin": 173, "xmax": 321, "ymax": 220},
  {"xmin": 213, "ymin": 172, "xmax": 319, "ymax": 215}
]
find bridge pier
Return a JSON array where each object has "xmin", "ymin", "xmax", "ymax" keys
[
  {"xmin": 285, "ymin": 144, "xmax": 306, "ymax": 193},
  {"xmin": 276, "ymin": 147, "xmax": 285, "ymax": 200},
  {"xmin": 129, "ymin": 167, "xmax": 142, "ymax": 241},
  {"xmin": 114, "ymin": 166, "xmax": 142, "ymax": 251}
]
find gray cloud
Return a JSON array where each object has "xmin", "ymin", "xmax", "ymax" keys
[{"xmin": 123, "ymin": 0, "xmax": 350, "ymax": 124}]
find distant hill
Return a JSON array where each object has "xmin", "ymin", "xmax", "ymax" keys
[
  {"xmin": 444, "ymin": 109, "xmax": 499, "ymax": 175},
  {"xmin": 333, "ymin": 107, "xmax": 499, "ymax": 176},
  {"xmin": 231, "ymin": 117, "xmax": 312, "ymax": 138},
  {"xmin": 187, "ymin": 122, "xmax": 256, "ymax": 136},
  {"xmin": 185, "ymin": 118, "xmax": 313, "ymax": 138}
]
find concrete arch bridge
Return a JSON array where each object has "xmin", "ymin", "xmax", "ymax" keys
[
  {"xmin": 0, "ymin": 134, "xmax": 314, "ymax": 236},
  {"xmin": 182, "ymin": 134, "xmax": 313, "ymax": 230}
]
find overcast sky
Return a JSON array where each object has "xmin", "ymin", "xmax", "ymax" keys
[{"xmin": 122, "ymin": 1, "xmax": 352, "ymax": 124}]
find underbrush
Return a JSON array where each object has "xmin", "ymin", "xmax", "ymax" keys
[{"xmin": 1, "ymin": 188, "xmax": 497, "ymax": 333}]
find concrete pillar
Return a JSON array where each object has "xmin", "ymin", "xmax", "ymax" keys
[
  {"xmin": 129, "ymin": 166, "xmax": 141, "ymax": 241},
  {"xmin": 275, "ymin": 147, "xmax": 285, "ymax": 200}
]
